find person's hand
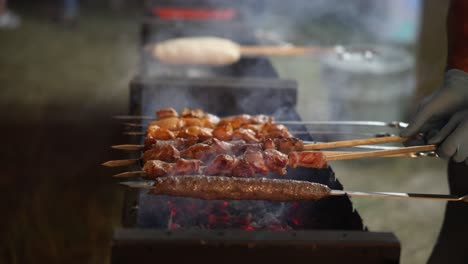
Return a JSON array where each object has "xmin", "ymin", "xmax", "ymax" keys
[
  {"xmin": 400, "ymin": 69, "xmax": 468, "ymax": 162},
  {"xmin": 426, "ymin": 109, "xmax": 468, "ymax": 163}
]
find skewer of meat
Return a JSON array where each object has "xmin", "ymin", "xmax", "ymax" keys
[
  {"xmin": 113, "ymin": 149, "xmax": 328, "ymax": 178},
  {"xmin": 143, "ymin": 122, "xmax": 293, "ymax": 144},
  {"xmin": 123, "ymin": 175, "xmax": 331, "ymax": 201},
  {"xmin": 120, "ymin": 175, "xmax": 467, "ymax": 203},
  {"xmin": 108, "ymin": 145, "xmax": 437, "ymax": 177},
  {"xmin": 142, "ymin": 137, "xmax": 303, "ymax": 163}
]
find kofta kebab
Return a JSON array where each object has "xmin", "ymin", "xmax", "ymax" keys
[{"xmin": 105, "ymin": 108, "xmax": 436, "ymax": 180}]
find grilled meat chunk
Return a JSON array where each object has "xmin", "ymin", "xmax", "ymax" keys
[
  {"xmin": 143, "ymin": 144, "xmax": 180, "ymax": 163},
  {"xmin": 288, "ymin": 151, "xmax": 328, "ymax": 169},
  {"xmin": 156, "ymin": 107, "xmax": 178, "ymax": 119}
]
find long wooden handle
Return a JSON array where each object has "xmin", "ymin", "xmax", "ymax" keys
[
  {"xmin": 326, "ymin": 145, "xmax": 437, "ymax": 161},
  {"xmin": 239, "ymin": 46, "xmax": 333, "ymax": 56},
  {"xmin": 303, "ymin": 136, "xmax": 406, "ymax": 150}
]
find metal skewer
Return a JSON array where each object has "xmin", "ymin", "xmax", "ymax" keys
[
  {"xmin": 119, "ymin": 180, "xmax": 467, "ymax": 203},
  {"xmin": 117, "ymin": 119, "xmax": 409, "ymax": 129}
]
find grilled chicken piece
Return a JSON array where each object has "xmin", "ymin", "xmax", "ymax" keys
[
  {"xmin": 177, "ymin": 126, "xmax": 213, "ymax": 142},
  {"xmin": 143, "ymin": 159, "xmax": 201, "ymax": 178},
  {"xmin": 180, "ymin": 143, "xmax": 213, "ymax": 161},
  {"xmin": 156, "ymin": 107, "xmax": 179, "ymax": 119},
  {"xmin": 148, "ymin": 117, "xmax": 185, "ymax": 131},
  {"xmin": 263, "ymin": 149, "xmax": 289, "ymax": 176},
  {"xmin": 243, "ymin": 149, "xmax": 269, "ymax": 175},
  {"xmin": 147, "ymin": 125, "xmax": 176, "ymax": 140},
  {"xmin": 203, "ymin": 154, "xmax": 238, "ymax": 176},
  {"xmin": 219, "ymin": 114, "xmax": 274, "ymax": 129},
  {"xmin": 232, "ymin": 128, "xmax": 259, "ymax": 142},
  {"xmin": 213, "ymin": 123, "xmax": 234, "ymax": 141},
  {"xmin": 232, "ymin": 158, "xmax": 256, "ymax": 178},
  {"xmin": 181, "ymin": 108, "xmax": 206, "ymax": 118},
  {"xmin": 288, "ymin": 151, "xmax": 328, "ymax": 169},
  {"xmin": 144, "ymin": 137, "xmax": 199, "ymax": 150},
  {"xmin": 274, "ymin": 137, "xmax": 304, "ymax": 153},
  {"xmin": 143, "ymin": 160, "xmax": 174, "ymax": 178},
  {"xmin": 143, "ymin": 144, "xmax": 180, "ymax": 163},
  {"xmin": 173, "ymin": 159, "xmax": 202, "ymax": 175}
]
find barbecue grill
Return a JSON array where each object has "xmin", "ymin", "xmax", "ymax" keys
[
  {"xmin": 111, "ymin": 5, "xmax": 401, "ymax": 263},
  {"xmin": 112, "ymin": 76, "xmax": 400, "ymax": 263}
]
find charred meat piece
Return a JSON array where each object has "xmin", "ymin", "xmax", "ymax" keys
[
  {"xmin": 232, "ymin": 158, "xmax": 256, "ymax": 178},
  {"xmin": 275, "ymin": 137, "xmax": 304, "ymax": 153},
  {"xmin": 150, "ymin": 175, "xmax": 331, "ymax": 201},
  {"xmin": 263, "ymin": 138, "xmax": 276, "ymax": 149},
  {"xmin": 156, "ymin": 107, "xmax": 178, "ymax": 119},
  {"xmin": 243, "ymin": 149, "xmax": 269, "ymax": 175},
  {"xmin": 143, "ymin": 160, "xmax": 174, "ymax": 178},
  {"xmin": 288, "ymin": 151, "xmax": 328, "ymax": 169},
  {"xmin": 173, "ymin": 159, "xmax": 202, "ymax": 175},
  {"xmin": 231, "ymin": 143, "xmax": 263, "ymax": 156},
  {"xmin": 143, "ymin": 144, "xmax": 180, "ymax": 163},
  {"xmin": 203, "ymin": 154, "xmax": 238, "ymax": 176},
  {"xmin": 263, "ymin": 149, "xmax": 289, "ymax": 176},
  {"xmin": 143, "ymin": 159, "xmax": 201, "ymax": 178},
  {"xmin": 206, "ymin": 138, "xmax": 235, "ymax": 154}
]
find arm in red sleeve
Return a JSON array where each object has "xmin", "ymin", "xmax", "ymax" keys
[{"xmin": 447, "ymin": 0, "xmax": 468, "ymax": 71}]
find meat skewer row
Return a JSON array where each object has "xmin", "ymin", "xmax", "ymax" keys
[
  {"xmin": 149, "ymin": 107, "xmax": 273, "ymax": 130},
  {"xmin": 142, "ymin": 138, "xmax": 304, "ymax": 163},
  {"xmin": 117, "ymin": 149, "xmax": 328, "ymax": 179},
  {"xmin": 121, "ymin": 176, "xmax": 464, "ymax": 202},
  {"xmin": 109, "ymin": 145, "xmax": 437, "ymax": 177},
  {"xmin": 118, "ymin": 108, "xmax": 410, "ymax": 130},
  {"xmin": 124, "ymin": 175, "xmax": 331, "ymax": 201},
  {"xmin": 144, "ymin": 121, "xmax": 293, "ymax": 144}
]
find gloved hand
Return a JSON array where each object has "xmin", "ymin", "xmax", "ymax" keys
[{"xmin": 400, "ymin": 69, "xmax": 468, "ymax": 163}]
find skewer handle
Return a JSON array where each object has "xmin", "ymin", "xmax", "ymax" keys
[
  {"xmin": 112, "ymin": 144, "xmax": 145, "ymax": 150},
  {"xmin": 113, "ymin": 115, "xmax": 154, "ymax": 120},
  {"xmin": 303, "ymin": 136, "xmax": 406, "ymax": 150},
  {"xmin": 326, "ymin": 145, "xmax": 437, "ymax": 161},
  {"xmin": 124, "ymin": 132, "xmax": 145, "ymax": 136},
  {"xmin": 102, "ymin": 159, "xmax": 139, "ymax": 167},
  {"xmin": 330, "ymin": 190, "xmax": 461, "ymax": 202},
  {"xmin": 113, "ymin": 171, "xmax": 146, "ymax": 178}
]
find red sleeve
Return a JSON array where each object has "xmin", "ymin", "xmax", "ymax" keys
[{"xmin": 447, "ymin": 0, "xmax": 468, "ymax": 71}]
